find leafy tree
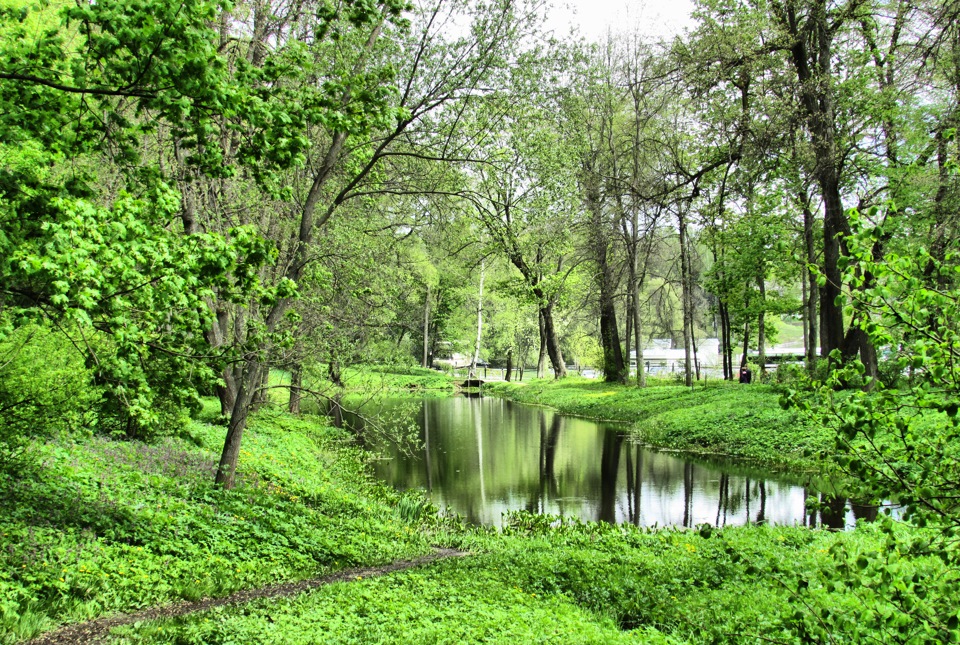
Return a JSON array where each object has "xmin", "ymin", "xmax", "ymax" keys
[{"xmin": 0, "ymin": 0, "xmax": 283, "ymax": 437}]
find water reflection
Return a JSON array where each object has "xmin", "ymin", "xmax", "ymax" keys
[{"xmin": 367, "ymin": 396, "xmax": 855, "ymax": 529}]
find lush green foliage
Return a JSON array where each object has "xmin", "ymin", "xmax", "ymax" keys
[
  {"xmin": 107, "ymin": 514, "xmax": 957, "ymax": 644},
  {"xmin": 5, "ymin": 388, "xmax": 957, "ymax": 645},
  {"xmin": 780, "ymin": 206, "xmax": 960, "ymax": 640},
  {"xmin": 0, "ymin": 405, "xmax": 431, "ymax": 642},
  {"xmin": 0, "ymin": 325, "xmax": 97, "ymax": 459},
  {"xmin": 487, "ymin": 378, "xmax": 827, "ymax": 469}
]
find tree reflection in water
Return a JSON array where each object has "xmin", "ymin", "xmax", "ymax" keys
[{"xmin": 367, "ymin": 396, "xmax": 860, "ymax": 529}]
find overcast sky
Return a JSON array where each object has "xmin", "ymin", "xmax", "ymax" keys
[{"xmin": 543, "ymin": 0, "xmax": 696, "ymax": 42}]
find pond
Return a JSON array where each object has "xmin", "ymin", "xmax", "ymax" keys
[{"xmin": 363, "ymin": 395, "xmax": 872, "ymax": 529}]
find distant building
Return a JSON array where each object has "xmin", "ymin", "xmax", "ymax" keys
[{"xmin": 629, "ymin": 338, "xmax": 721, "ymax": 375}]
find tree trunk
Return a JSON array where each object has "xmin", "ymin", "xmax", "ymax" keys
[
  {"xmin": 587, "ymin": 184, "xmax": 626, "ymax": 383},
  {"xmin": 757, "ymin": 275, "xmax": 766, "ymax": 375},
  {"xmin": 537, "ymin": 310, "xmax": 547, "ymax": 378},
  {"xmin": 781, "ymin": 2, "xmax": 846, "ymax": 358},
  {"xmin": 719, "ymin": 300, "xmax": 730, "ymax": 380},
  {"xmin": 422, "ymin": 282, "xmax": 430, "ymax": 368},
  {"xmin": 470, "ymin": 261, "xmax": 485, "ymax": 372},
  {"xmin": 678, "ymin": 208, "xmax": 694, "ymax": 387},
  {"xmin": 505, "ymin": 348, "xmax": 513, "ymax": 382},
  {"xmin": 251, "ymin": 366, "xmax": 270, "ymax": 411},
  {"xmin": 803, "ymin": 198, "xmax": 819, "ymax": 368},
  {"xmin": 288, "ymin": 362, "xmax": 302, "ymax": 415},
  {"xmin": 633, "ymin": 287, "xmax": 645, "ymax": 387},
  {"xmin": 801, "ymin": 274, "xmax": 809, "ymax": 363},
  {"xmin": 624, "ymin": 294, "xmax": 633, "ymax": 380},
  {"xmin": 741, "ymin": 319, "xmax": 750, "ymax": 369},
  {"xmin": 215, "ymin": 359, "xmax": 263, "ymax": 488},
  {"xmin": 541, "ymin": 304, "xmax": 567, "ymax": 379},
  {"xmin": 329, "ymin": 356, "xmax": 343, "ymax": 388},
  {"xmin": 599, "ymin": 297, "xmax": 625, "ymax": 383},
  {"xmin": 219, "ymin": 364, "xmax": 239, "ymax": 417}
]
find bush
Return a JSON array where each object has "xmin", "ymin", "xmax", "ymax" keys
[{"xmin": 0, "ymin": 325, "xmax": 98, "ymax": 459}]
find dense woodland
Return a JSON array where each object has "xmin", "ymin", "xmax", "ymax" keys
[{"xmin": 2, "ymin": 0, "xmax": 960, "ymax": 641}]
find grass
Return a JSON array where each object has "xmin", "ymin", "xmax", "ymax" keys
[
  {"xmin": 106, "ymin": 515, "xmax": 953, "ymax": 644},
  {"xmin": 0, "ymin": 404, "xmax": 432, "ymax": 643},
  {"xmin": 5, "ymin": 369, "xmax": 956, "ymax": 644},
  {"xmin": 484, "ymin": 377, "xmax": 829, "ymax": 470}
]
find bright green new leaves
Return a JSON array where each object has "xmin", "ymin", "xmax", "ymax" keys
[
  {"xmin": 0, "ymin": 177, "xmax": 283, "ymax": 436},
  {"xmin": 781, "ymin": 201, "xmax": 960, "ymax": 641}
]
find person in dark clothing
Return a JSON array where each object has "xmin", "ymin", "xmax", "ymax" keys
[{"xmin": 738, "ymin": 366, "xmax": 752, "ymax": 384}]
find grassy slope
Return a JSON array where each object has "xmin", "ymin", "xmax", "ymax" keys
[
  {"xmin": 7, "ymin": 370, "xmax": 949, "ymax": 644},
  {"xmin": 485, "ymin": 378, "xmax": 830, "ymax": 469},
  {"xmin": 0, "ymin": 403, "xmax": 432, "ymax": 642},
  {"xmin": 108, "ymin": 518, "xmax": 946, "ymax": 645}
]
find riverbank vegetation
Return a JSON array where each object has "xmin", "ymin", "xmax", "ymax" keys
[
  {"xmin": 0, "ymin": 402, "xmax": 438, "ymax": 642},
  {"xmin": 486, "ymin": 378, "xmax": 827, "ymax": 469},
  {"xmin": 3, "ymin": 0, "xmax": 960, "ymax": 641},
  {"xmin": 109, "ymin": 516, "xmax": 949, "ymax": 645},
  {"xmin": 5, "ymin": 399, "xmax": 956, "ymax": 645}
]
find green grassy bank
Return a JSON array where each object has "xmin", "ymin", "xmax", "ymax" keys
[
  {"xmin": 0, "ymin": 403, "xmax": 433, "ymax": 643},
  {"xmin": 485, "ymin": 378, "xmax": 829, "ymax": 470},
  {"xmin": 5, "ymin": 374, "xmax": 956, "ymax": 644},
  {"xmin": 107, "ymin": 516, "xmax": 949, "ymax": 645}
]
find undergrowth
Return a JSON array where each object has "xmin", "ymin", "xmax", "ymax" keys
[
  {"xmin": 109, "ymin": 515, "xmax": 954, "ymax": 644},
  {"xmin": 0, "ymin": 407, "xmax": 432, "ymax": 643}
]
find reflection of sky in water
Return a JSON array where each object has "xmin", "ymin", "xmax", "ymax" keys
[{"xmin": 369, "ymin": 397, "xmax": 866, "ymax": 529}]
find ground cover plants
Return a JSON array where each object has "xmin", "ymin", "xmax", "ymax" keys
[
  {"xmin": 105, "ymin": 515, "xmax": 956, "ymax": 644},
  {"xmin": 485, "ymin": 378, "xmax": 829, "ymax": 469},
  {"xmin": 4, "ymin": 368, "xmax": 959, "ymax": 644},
  {"xmin": 0, "ymin": 404, "xmax": 432, "ymax": 643}
]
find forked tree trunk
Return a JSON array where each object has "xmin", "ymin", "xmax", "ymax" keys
[{"xmin": 215, "ymin": 359, "xmax": 263, "ymax": 488}]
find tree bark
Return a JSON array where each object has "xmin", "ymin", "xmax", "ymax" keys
[
  {"xmin": 757, "ymin": 275, "xmax": 767, "ymax": 375},
  {"xmin": 422, "ymin": 282, "xmax": 430, "ymax": 368},
  {"xmin": 215, "ymin": 359, "xmax": 262, "ymax": 488},
  {"xmin": 541, "ymin": 303, "xmax": 567, "ymax": 379},
  {"xmin": 678, "ymin": 208, "xmax": 695, "ymax": 387},
  {"xmin": 505, "ymin": 348, "xmax": 513, "ymax": 382},
  {"xmin": 288, "ymin": 362, "xmax": 302, "ymax": 415},
  {"xmin": 537, "ymin": 310, "xmax": 547, "ymax": 378},
  {"xmin": 633, "ymin": 285, "xmax": 645, "ymax": 387},
  {"xmin": 599, "ymin": 297, "xmax": 625, "ymax": 383},
  {"xmin": 779, "ymin": 0, "xmax": 846, "ymax": 358},
  {"xmin": 470, "ymin": 261, "xmax": 485, "ymax": 372},
  {"xmin": 803, "ymin": 197, "xmax": 819, "ymax": 369},
  {"xmin": 741, "ymin": 318, "xmax": 750, "ymax": 369},
  {"xmin": 587, "ymin": 182, "xmax": 626, "ymax": 383},
  {"xmin": 329, "ymin": 356, "xmax": 343, "ymax": 388},
  {"xmin": 719, "ymin": 300, "xmax": 731, "ymax": 380}
]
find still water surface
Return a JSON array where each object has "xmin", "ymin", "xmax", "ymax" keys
[{"xmin": 368, "ymin": 396, "xmax": 868, "ymax": 528}]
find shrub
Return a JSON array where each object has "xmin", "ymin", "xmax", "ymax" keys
[{"xmin": 0, "ymin": 325, "xmax": 98, "ymax": 459}]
